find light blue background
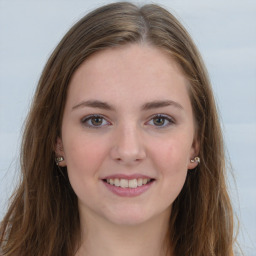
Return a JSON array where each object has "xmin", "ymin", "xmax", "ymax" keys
[{"xmin": 0, "ymin": 0, "xmax": 255, "ymax": 254}]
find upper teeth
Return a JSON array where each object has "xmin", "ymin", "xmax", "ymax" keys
[{"xmin": 106, "ymin": 178, "xmax": 151, "ymax": 188}]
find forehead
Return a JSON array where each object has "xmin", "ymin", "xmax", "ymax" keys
[{"xmin": 66, "ymin": 44, "xmax": 191, "ymax": 110}]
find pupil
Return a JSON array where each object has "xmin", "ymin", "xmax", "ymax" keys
[
  {"xmin": 92, "ymin": 117, "xmax": 102, "ymax": 126},
  {"xmin": 153, "ymin": 117, "xmax": 164, "ymax": 126}
]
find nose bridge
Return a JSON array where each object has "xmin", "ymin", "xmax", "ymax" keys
[{"xmin": 110, "ymin": 120, "xmax": 146, "ymax": 164}]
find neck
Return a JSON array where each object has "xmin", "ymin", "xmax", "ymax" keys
[{"xmin": 75, "ymin": 207, "xmax": 172, "ymax": 256}]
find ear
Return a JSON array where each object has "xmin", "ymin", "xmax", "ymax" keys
[
  {"xmin": 187, "ymin": 137, "xmax": 200, "ymax": 170},
  {"xmin": 55, "ymin": 137, "xmax": 67, "ymax": 167}
]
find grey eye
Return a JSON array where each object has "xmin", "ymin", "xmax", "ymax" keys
[
  {"xmin": 153, "ymin": 116, "xmax": 166, "ymax": 126},
  {"xmin": 147, "ymin": 114, "xmax": 174, "ymax": 128},
  {"xmin": 81, "ymin": 115, "xmax": 110, "ymax": 128},
  {"xmin": 90, "ymin": 116, "xmax": 104, "ymax": 126}
]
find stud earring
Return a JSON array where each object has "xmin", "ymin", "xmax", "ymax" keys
[
  {"xmin": 55, "ymin": 156, "xmax": 64, "ymax": 166},
  {"xmin": 190, "ymin": 156, "xmax": 200, "ymax": 164}
]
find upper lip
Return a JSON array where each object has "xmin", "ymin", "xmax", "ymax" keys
[{"xmin": 101, "ymin": 174, "xmax": 154, "ymax": 180}]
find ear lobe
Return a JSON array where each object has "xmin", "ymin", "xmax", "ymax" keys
[
  {"xmin": 187, "ymin": 138, "xmax": 200, "ymax": 170},
  {"xmin": 188, "ymin": 157, "xmax": 200, "ymax": 170},
  {"xmin": 55, "ymin": 137, "xmax": 66, "ymax": 167}
]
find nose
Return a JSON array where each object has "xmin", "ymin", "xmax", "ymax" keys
[{"xmin": 110, "ymin": 124, "xmax": 146, "ymax": 165}]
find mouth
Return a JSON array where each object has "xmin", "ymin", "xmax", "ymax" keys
[{"xmin": 102, "ymin": 178, "xmax": 155, "ymax": 189}]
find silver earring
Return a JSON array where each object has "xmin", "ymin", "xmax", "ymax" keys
[
  {"xmin": 55, "ymin": 156, "xmax": 64, "ymax": 165},
  {"xmin": 190, "ymin": 156, "xmax": 200, "ymax": 164}
]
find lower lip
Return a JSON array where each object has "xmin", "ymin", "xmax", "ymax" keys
[{"xmin": 102, "ymin": 180, "xmax": 154, "ymax": 197}]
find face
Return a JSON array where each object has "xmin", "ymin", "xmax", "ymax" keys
[{"xmin": 56, "ymin": 44, "xmax": 199, "ymax": 226}]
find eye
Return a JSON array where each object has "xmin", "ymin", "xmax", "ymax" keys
[
  {"xmin": 81, "ymin": 115, "xmax": 110, "ymax": 128},
  {"xmin": 147, "ymin": 114, "xmax": 174, "ymax": 128}
]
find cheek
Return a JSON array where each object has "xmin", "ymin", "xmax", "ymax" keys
[
  {"xmin": 63, "ymin": 135, "xmax": 108, "ymax": 186},
  {"xmin": 158, "ymin": 143, "xmax": 189, "ymax": 182},
  {"xmin": 62, "ymin": 135, "xmax": 110, "ymax": 202},
  {"xmin": 149, "ymin": 136, "xmax": 191, "ymax": 201},
  {"xmin": 152, "ymin": 135, "xmax": 192, "ymax": 172}
]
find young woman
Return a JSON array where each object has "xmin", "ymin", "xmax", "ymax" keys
[{"xmin": 0, "ymin": 2, "xmax": 236, "ymax": 255}]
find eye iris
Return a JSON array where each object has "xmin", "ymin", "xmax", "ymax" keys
[
  {"xmin": 91, "ymin": 116, "xmax": 103, "ymax": 126},
  {"xmin": 153, "ymin": 117, "xmax": 165, "ymax": 126}
]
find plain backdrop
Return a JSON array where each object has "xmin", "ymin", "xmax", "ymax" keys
[{"xmin": 0, "ymin": 0, "xmax": 256, "ymax": 255}]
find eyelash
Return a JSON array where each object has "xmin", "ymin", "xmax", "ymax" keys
[
  {"xmin": 147, "ymin": 114, "xmax": 175, "ymax": 128},
  {"xmin": 81, "ymin": 114, "xmax": 175, "ymax": 129},
  {"xmin": 81, "ymin": 114, "xmax": 111, "ymax": 128}
]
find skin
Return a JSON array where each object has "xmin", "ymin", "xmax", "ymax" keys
[{"xmin": 56, "ymin": 44, "xmax": 199, "ymax": 256}]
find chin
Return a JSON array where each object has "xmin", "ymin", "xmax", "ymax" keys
[
  {"xmin": 103, "ymin": 206, "xmax": 160, "ymax": 226},
  {"xmin": 108, "ymin": 214, "xmax": 150, "ymax": 226}
]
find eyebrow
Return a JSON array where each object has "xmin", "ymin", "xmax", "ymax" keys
[
  {"xmin": 72, "ymin": 100, "xmax": 114, "ymax": 111},
  {"xmin": 141, "ymin": 100, "xmax": 183, "ymax": 111},
  {"xmin": 72, "ymin": 99, "xmax": 183, "ymax": 111}
]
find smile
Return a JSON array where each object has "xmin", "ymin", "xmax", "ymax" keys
[
  {"xmin": 102, "ymin": 176, "xmax": 155, "ymax": 197},
  {"xmin": 105, "ymin": 178, "xmax": 153, "ymax": 188}
]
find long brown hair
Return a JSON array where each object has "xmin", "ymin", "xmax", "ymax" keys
[{"xmin": 0, "ymin": 2, "xmax": 236, "ymax": 255}]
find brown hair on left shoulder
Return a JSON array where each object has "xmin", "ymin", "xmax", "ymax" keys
[{"xmin": 0, "ymin": 2, "xmax": 237, "ymax": 255}]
